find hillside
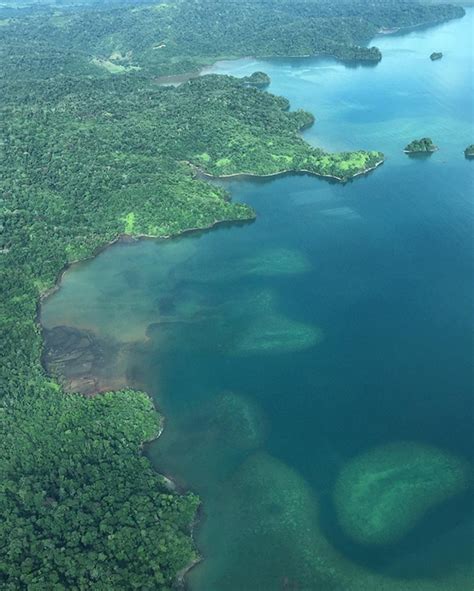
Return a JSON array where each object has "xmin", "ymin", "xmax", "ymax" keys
[{"xmin": 0, "ymin": 0, "xmax": 465, "ymax": 78}]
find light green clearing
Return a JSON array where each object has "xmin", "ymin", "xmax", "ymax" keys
[
  {"xmin": 122, "ymin": 212, "xmax": 136, "ymax": 234},
  {"xmin": 91, "ymin": 57, "xmax": 141, "ymax": 74}
]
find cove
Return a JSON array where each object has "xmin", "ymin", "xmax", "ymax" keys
[{"xmin": 41, "ymin": 11, "xmax": 474, "ymax": 591}]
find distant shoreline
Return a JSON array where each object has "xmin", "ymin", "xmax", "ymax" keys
[
  {"xmin": 376, "ymin": 13, "xmax": 465, "ymax": 37},
  {"xmin": 155, "ymin": 49, "xmax": 380, "ymax": 86},
  {"xmin": 156, "ymin": 11, "xmax": 467, "ymax": 88}
]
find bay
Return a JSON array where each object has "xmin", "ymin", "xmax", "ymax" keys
[{"xmin": 42, "ymin": 10, "xmax": 474, "ymax": 590}]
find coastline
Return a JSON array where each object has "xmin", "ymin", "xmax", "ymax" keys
[
  {"xmin": 38, "ymin": 216, "xmax": 255, "ymax": 306},
  {"xmin": 39, "ymin": 269, "xmax": 203, "ymax": 588},
  {"xmin": 156, "ymin": 48, "xmax": 382, "ymax": 87},
  {"xmin": 376, "ymin": 12, "xmax": 465, "ymax": 37},
  {"xmin": 157, "ymin": 10, "xmax": 466, "ymax": 89},
  {"xmin": 37, "ymin": 115, "xmax": 383, "ymax": 582},
  {"xmin": 37, "ymin": 155, "xmax": 382, "ymax": 585},
  {"xmin": 155, "ymin": 55, "xmax": 350, "ymax": 85},
  {"xmin": 39, "ymin": 153, "xmax": 385, "ymax": 313},
  {"xmin": 37, "ymin": 213, "xmax": 260, "ymax": 587},
  {"xmin": 190, "ymin": 158, "xmax": 385, "ymax": 184}
]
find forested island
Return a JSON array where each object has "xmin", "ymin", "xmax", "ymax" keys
[
  {"xmin": 430, "ymin": 51, "xmax": 443, "ymax": 60},
  {"xmin": 404, "ymin": 138, "xmax": 439, "ymax": 153},
  {"xmin": 464, "ymin": 144, "xmax": 474, "ymax": 158},
  {"xmin": 0, "ymin": 1, "xmax": 466, "ymax": 589}
]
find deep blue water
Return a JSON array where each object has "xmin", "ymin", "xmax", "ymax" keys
[{"xmin": 42, "ymin": 11, "xmax": 474, "ymax": 591}]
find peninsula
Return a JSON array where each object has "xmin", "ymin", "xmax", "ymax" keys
[{"xmin": 404, "ymin": 138, "xmax": 439, "ymax": 153}]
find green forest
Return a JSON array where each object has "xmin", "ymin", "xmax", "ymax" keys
[
  {"xmin": 0, "ymin": 0, "xmax": 465, "ymax": 78},
  {"xmin": 0, "ymin": 1, "xmax": 465, "ymax": 589}
]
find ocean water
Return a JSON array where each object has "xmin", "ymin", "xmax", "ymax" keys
[{"xmin": 42, "ymin": 11, "xmax": 474, "ymax": 591}]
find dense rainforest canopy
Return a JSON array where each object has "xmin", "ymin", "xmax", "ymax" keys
[
  {"xmin": 0, "ymin": 0, "xmax": 465, "ymax": 589},
  {"xmin": 0, "ymin": 0, "xmax": 465, "ymax": 77}
]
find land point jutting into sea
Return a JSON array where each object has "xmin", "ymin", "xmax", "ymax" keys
[{"xmin": 2, "ymin": 1, "xmax": 474, "ymax": 590}]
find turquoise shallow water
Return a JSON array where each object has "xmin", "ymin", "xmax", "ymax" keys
[{"xmin": 42, "ymin": 11, "xmax": 474, "ymax": 591}]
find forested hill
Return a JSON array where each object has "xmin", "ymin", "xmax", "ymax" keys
[{"xmin": 1, "ymin": 0, "xmax": 465, "ymax": 78}]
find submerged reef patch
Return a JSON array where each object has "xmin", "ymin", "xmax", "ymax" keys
[
  {"xmin": 235, "ymin": 313, "xmax": 323, "ymax": 355},
  {"xmin": 183, "ymin": 247, "xmax": 311, "ymax": 283},
  {"xmin": 333, "ymin": 441, "xmax": 471, "ymax": 546},
  {"xmin": 233, "ymin": 289, "xmax": 324, "ymax": 355},
  {"xmin": 207, "ymin": 452, "xmax": 339, "ymax": 591},
  {"xmin": 242, "ymin": 247, "xmax": 311, "ymax": 277},
  {"xmin": 211, "ymin": 392, "xmax": 266, "ymax": 451},
  {"xmin": 192, "ymin": 449, "xmax": 474, "ymax": 591}
]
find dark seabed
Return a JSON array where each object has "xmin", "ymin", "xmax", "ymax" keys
[{"xmin": 42, "ymin": 10, "xmax": 474, "ymax": 591}]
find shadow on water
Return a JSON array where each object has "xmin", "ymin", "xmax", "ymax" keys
[
  {"xmin": 340, "ymin": 59, "xmax": 381, "ymax": 70},
  {"xmin": 405, "ymin": 151, "xmax": 437, "ymax": 159}
]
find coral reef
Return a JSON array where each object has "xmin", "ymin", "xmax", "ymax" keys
[{"xmin": 334, "ymin": 442, "xmax": 470, "ymax": 545}]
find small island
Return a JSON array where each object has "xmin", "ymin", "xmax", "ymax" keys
[
  {"xmin": 404, "ymin": 138, "xmax": 438, "ymax": 154},
  {"xmin": 464, "ymin": 145, "xmax": 474, "ymax": 159},
  {"xmin": 430, "ymin": 52, "xmax": 443, "ymax": 61},
  {"xmin": 241, "ymin": 71, "xmax": 271, "ymax": 87}
]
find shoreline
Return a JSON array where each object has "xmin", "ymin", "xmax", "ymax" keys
[
  {"xmin": 38, "ymin": 154, "xmax": 382, "ymax": 585},
  {"xmin": 403, "ymin": 148, "xmax": 438, "ymax": 154},
  {"xmin": 39, "ymin": 271, "xmax": 203, "ymax": 587},
  {"xmin": 38, "ymin": 215, "xmax": 254, "ymax": 307},
  {"xmin": 190, "ymin": 158, "xmax": 384, "ymax": 184},
  {"xmin": 155, "ymin": 49, "xmax": 378, "ymax": 85},
  {"xmin": 37, "ymin": 214, "xmax": 258, "ymax": 587},
  {"xmin": 157, "ymin": 11, "xmax": 466, "ymax": 88},
  {"xmin": 155, "ymin": 47, "xmax": 383, "ymax": 87},
  {"xmin": 376, "ymin": 12, "xmax": 465, "ymax": 37},
  {"xmin": 39, "ymin": 153, "xmax": 385, "ymax": 312}
]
